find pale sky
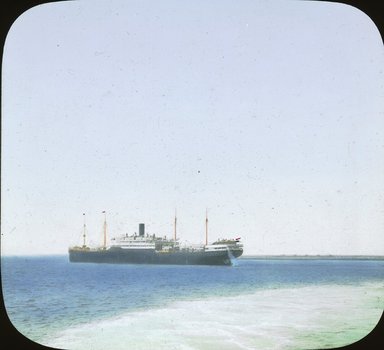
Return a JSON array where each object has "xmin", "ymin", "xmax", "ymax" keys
[{"xmin": 2, "ymin": 0, "xmax": 384, "ymax": 256}]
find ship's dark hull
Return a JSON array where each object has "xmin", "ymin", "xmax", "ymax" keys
[{"xmin": 69, "ymin": 247, "xmax": 237, "ymax": 266}]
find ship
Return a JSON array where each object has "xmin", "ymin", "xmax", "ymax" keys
[{"xmin": 69, "ymin": 211, "xmax": 243, "ymax": 266}]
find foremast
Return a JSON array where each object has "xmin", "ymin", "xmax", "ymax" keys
[
  {"xmin": 102, "ymin": 210, "xmax": 107, "ymax": 249},
  {"xmin": 82, "ymin": 213, "xmax": 87, "ymax": 248},
  {"xmin": 205, "ymin": 208, "xmax": 208, "ymax": 245},
  {"xmin": 174, "ymin": 209, "xmax": 177, "ymax": 241}
]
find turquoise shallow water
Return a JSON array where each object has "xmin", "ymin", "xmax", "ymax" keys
[{"xmin": 1, "ymin": 256, "xmax": 383, "ymax": 349}]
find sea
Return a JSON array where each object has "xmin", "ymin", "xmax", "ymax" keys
[{"xmin": 1, "ymin": 256, "xmax": 383, "ymax": 350}]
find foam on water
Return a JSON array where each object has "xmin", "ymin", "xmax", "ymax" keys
[
  {"xmin": 46, "ymin": 282, "xmax": 383, "ymax": 350},
  {"xmin": 227, "ymin": 248, "xmax": 239, "ymax": 267}
]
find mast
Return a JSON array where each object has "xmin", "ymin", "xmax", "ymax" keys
[
  {"xmin": 82, "ymin": 213, "xmax": 86, "ymax": 248},
  {"xmin": 174, "ymin": 209, "xmax": 177, "ymax": 241},
  {"xmin": 102, "ymin": 210, "xmax": 107, "ymax": 249},
  {"xmin": 205, "ymin": 208, "xmax": 208, "ymax": 245}
]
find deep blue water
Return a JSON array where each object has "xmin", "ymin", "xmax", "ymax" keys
[{"xmin": 1, "ymin": 256, "xmax": 383, "ymax": 348}]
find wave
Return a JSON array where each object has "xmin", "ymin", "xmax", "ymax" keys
[{"xmin": 45, "ymin": 282, "xmax": 383, "ymax": 350}]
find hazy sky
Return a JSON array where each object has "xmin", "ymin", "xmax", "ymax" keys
[{"xmin": 2, "ymin": 0, "xmax": 384, "ymax": 256}]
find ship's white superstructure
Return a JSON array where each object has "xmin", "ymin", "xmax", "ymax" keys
[{"xmin": 110, "ymin": 236, "xmax": 156, "ymax": 250}]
